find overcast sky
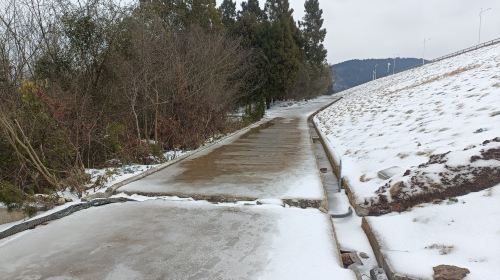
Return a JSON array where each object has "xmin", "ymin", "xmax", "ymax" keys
[{"xmin": 219, "ymin": 0, "xmax": 500, "ymax": 64}]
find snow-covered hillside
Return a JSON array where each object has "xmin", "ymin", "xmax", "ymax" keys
[
  {"xmin": 315, "ymin": 44, "xmax": 500, "ymax": 279},
  {"xmin": 315, "ymin": 44, "xmax": 500, "ymax": 215}
]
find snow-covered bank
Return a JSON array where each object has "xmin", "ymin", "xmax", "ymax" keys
[
  {"xmin": 366, "ymin": 183, "xmax": 500, "ymax": 279},
  {"xmin": 314, "ymin": 43, "xmax": 500, "ymax": 213}
]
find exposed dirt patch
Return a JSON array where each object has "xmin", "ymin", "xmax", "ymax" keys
[
  {"xmin": 365, "ymin": 137, "xmax": 500, "ymax": 215},
  {"xmin": 282, "ymin": 199, "xmax": 323, "ymax": 209}
]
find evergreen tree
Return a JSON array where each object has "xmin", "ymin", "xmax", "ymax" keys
[
  {"xmin": 235, "ymin": 0, "xmax": 266, "ymax": 47},
  {"xmin": 262, "ymin": 0, "xmax": 301, "ymax": 101},
  {"xmin": 234, "ymin": 0, "xmax": 269, "ymax": 119},
  {"xmin": 240, "ymin": 0, "xmax": 266, "ymax": 22},
  {"xmin": 219, "ymin": 0, "xmax": 237, "ymax": 28},
  {"xmin": 300, "ymin": 0, "xmax": 327, "ymax": 67},
  {"xmin": 146, "ymin": 0, "xmax": 189, "ymax": 30},
  {"xmin": 188, "ymin": 0, "xmax": 222, "ymax": 29}
]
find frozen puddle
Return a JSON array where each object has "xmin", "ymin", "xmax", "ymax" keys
[{"xmin": 0, "ymin": 199, "xmax": 354, "ymax": 279}]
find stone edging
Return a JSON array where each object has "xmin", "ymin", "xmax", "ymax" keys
[
  {"xmin": 310, "ymin": 102, "xmax": 415, "ymax": 280},
  {"xmin": 305, "ymin": 96, "xmax": 347, "ymax": 272},
  {"xmin": 310, "ymin": 102, "xmax": 373, "ymax": 217},
  {"xmin": 0, "ymin": 198, "xmax": 134, "ymax": 240},
  {"xmin": 362, "ymin": 217, "xmax": 419, "ymax": 280}
]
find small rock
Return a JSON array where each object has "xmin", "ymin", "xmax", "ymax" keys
[
  {"xmin": 370, "ymin": 267, "xmax": 388, "ymax": 280},
  {"xmin": 64, "ymin": 198, "xmax": 73, "ymax": 203},
  {"xmin": 377, "ymin": 166, "xmax": 402, "ymax": 180},
  {"xmin": 341, "ymin": 253, "xmax": 355, "ymax": 267},
  {"xmin": 433, "ymin": 265, "xmax": 470, "ymax": 280},
  {"xmin": 81, "ymin": 192, "xmax": 109, "ymax": 202},
  {"xmin": 56, "ymin": 197, "xmax": 66, "ymax": 205},
  {"xmin": 359, "ymin": 252, "xmax": 370, "ymax": 259},
  {"xmin": 389, "ymin": 182, "xmax": 403, "ymax": 198}
]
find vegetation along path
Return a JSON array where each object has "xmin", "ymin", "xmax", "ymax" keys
[{"xmin": 0, "ymin": 96, "xmax": 357, "ymax": 280}]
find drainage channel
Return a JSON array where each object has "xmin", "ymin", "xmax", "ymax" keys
[{"xmin": 308, "ymin": 118, "xmax": 388, "ymax": 280}]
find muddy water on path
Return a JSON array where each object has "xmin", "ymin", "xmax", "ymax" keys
[{"xmin": 175, "ymin": 117, "xmax": 303, "ymax": 184}]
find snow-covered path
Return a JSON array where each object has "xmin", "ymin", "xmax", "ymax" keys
[{"xmin": 0, "ymin": 96, "xmax": 356, "ymax": 280}]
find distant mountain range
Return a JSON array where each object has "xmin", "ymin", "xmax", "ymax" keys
[{"xmin": 330, "ymin": 58, "xmax": 424, "ymax": 93}]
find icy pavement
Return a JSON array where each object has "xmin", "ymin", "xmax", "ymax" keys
[
  {"xmin": 119, "ymin": 96, "xmax": 338, "ymax": 202},
  {"xmin": 0, "ymin": 199, "xmax": 354, "ymax": 280}
]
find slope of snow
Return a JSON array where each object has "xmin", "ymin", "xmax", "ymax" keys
[
  {"xmin": 314, "ymin": 44, "xmax": 500, "ymax": 210},
  {"xmin": 367, "ymin": 184, "xmax": 500, "ymax": 279}
]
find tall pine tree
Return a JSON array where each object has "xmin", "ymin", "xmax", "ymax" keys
[
  {"xmin": 219, "ymin": 0, "xmax": 237, "ymax": 29},
  {"xmin": 188, "ymin": 0, "xmax": 222, "ymax": 29},
  {"xmin": 263, "ymin": 0, "xmax": 301, "ymax": 101},
  {"xmin": 233, "ymin": 0, "xmax": 269, "ymax": 119},
  {"xmin": 240, "ymin": 0, "xmax": 266, "ymax": 21},
  {"xmin": 300, "ymin": 0, "xmax": 327, "ymax": 67}
]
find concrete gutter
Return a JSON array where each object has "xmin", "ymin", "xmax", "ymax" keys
[
  {"xmin": 310, "ymin": 98, "xmax": 402, "ymax": 280},
  {"xmin": 305, "ymin": 96, "xmax": 352, "ymax": 276},
  {"xmin": 362, "ymin": 218, "xmax": 419, "ymax": 280},
  {"xmin": 309, "ymin": 104, "xmax": 372, "ymax": 217}
]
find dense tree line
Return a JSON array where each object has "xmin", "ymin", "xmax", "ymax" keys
[{"xmin": 0, "ymin": 0, "xmax": 331, "ymax": 209}]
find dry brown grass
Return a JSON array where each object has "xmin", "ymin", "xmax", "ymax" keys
[{"xmin": 444, "ymin": 64, "xmax": 480, "ymax": 77}]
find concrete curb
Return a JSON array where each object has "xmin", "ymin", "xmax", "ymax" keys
[
  {"xmin": 310, "ymin": 102, "xmax": 372, "ymax": 217},
  {"xmin": 305, "ymin": 96, "xmax": 351, "ymax": 274},
  {"xmin": 0, "ymin": 198, "xmax": 134, "ymax": 240},
  {"xmin": 362, "ymin": 218, "xmax": 419, "ymax": 280},
  {"xmin": 306, "ymin": 97, "xmax": 343, "ymax": 212},
  {"xmin": 310, "ymin": 100, "xmax": 408, "ymax": 280}
]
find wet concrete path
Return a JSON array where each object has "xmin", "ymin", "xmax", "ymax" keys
[{"xmin": 119, "ymin": 98, "xmax": 339, "ymax": 203}]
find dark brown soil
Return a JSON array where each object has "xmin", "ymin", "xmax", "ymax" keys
[{"xmin": 367, "ymin": 137, "xmax": 500, "ymax": 215}]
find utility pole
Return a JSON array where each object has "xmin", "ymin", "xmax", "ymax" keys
[
  {"xmin": 478, "ymin": 8, "xmax": 491, "ymax": 44},
  {"xmin": 387, "ymin": 62, "xmax": 391, "ymax": 74},
  {"xmin": 393, "ymin": 57, "xmax": 396, "ymax": 75},
  {"xmin": 373, "ymin": 64, "xmax": 378, "ymax": 80},
  {"xmin": 422, "ymin": 38, "xmax": 431, "ymax": 66}
]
